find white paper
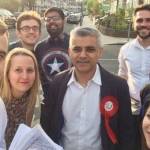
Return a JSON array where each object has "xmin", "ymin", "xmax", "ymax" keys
[{"xmin": 9, "ymin": 124, "xmax": 63, "ymax": 150}]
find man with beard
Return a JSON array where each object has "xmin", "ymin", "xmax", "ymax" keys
[
  {"xmin": 9, "ymin": 11, "xmax": 41, "ymax": 51},
  {"xmin": 118, "ymin": 4, "xmax": 150, "ymax": 150},
  {"xmin": 34, "ymin": 7, "xmax": 71, "ymax": 117}
]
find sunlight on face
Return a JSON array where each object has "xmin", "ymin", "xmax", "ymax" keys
[
  {"xmin": 8, "ymin": 55, "xmax": 35, "ymax": 98},
  {"xmin": 142, "ymin": 106, "xmax": 150, "ymax": 149}
]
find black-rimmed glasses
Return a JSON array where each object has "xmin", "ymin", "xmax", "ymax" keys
[
  {"xmin": 19, "ymin": 26, "xmax": 40, "ymax": 32},
  {"xmin": 44, "ymin": 16, "xmax": 61, "ymax": 22}
]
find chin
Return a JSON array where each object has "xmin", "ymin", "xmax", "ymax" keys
[
  {"xmin": 146, "ymin": 142, "xmax": 150, "ymax": 149},
  {"xmin": 145, "ymin": 135, "xmax": 150, "ymax": 149}
]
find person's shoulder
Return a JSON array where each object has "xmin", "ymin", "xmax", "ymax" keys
[
  {"xmin": 36, "ymin": 37, "xmax": 49, "ymax": 47},
  {"xmin": 0, "ymin": 97, "xmax": 4, "ymax": 104},
  {"xmin": 34, "ymin": 37, "xmax": 50, "ymax": 52},
  {"xmin": 120, "ymin": 39, "xmax": 136, "ymax": 51},
  {"xmin": 8, "ymin": 40, "xmax": 22, "ymax": 51},
  {"xmin": 0, "ymin": 97, "xmax": 6, "ymax": 111},
  {"xmin": 52, "ymin": 68, "xmax": 72, "ymax": 83},
  {"xmin": 63, "ymin": 32, "xmax": 70, "ymax": 40}
]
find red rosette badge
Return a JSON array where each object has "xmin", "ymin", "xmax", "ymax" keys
[{"xmin": 100, "ymin": 96, "xmax": 119, "ymax": 144}]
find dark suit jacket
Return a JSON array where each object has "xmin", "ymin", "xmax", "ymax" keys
[{"xmin": 40, "ymin": 64, "xmax": 137, "ymax": 150}]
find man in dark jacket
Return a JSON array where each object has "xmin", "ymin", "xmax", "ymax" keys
[
  {"xmin": 35, "ymin": 7, "xmax": 71, "ymax": 110},
  {"xmin": 41, "ymin": 27, "xmax": 137, "ymax": 150}
]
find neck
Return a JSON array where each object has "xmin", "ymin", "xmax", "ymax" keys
[
  {"xmin": 74, "ymin": 67, "xmax": 96, "ymax": 87},
  {"xmin": 22, "ymin": 42, "xmax": 34, "ymax": 51},
  {"xmin": 12, "ymin": 93, "xmax": 24, "ymax": 99},
  {"xmin": 137, "ymin": 36, "xmax": 150, "ymax": 48}
]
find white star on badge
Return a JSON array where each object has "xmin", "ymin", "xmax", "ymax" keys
[{"xmin": 47, "ymin": 58, "xmax": 64, "ymax": 74}]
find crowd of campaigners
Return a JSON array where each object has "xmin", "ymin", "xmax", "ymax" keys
[{"xmin": 0, "ymin": 3, "xmax": 150, "ymax": 150}]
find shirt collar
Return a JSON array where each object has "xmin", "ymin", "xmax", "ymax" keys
[
  {"xmin": 134, "ymin": 38, "xmax": 150, "ymax": 50},
  {"xmin": 67, "ymin": 65, "xmax": 102, "ymax": 86}
]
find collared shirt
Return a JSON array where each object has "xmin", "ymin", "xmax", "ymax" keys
[
  {"xmin": 118, "ymin": 39, "xmax": 150, "ymax": 113},
  {"xmin": 61, "ymin": 65, "xmax": 102, "ymax": 150},
  {"xmin": 0, "ymin": 97, "xmax": 7, "ymax": 149}
]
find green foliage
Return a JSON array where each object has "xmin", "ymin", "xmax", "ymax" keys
[
  {"xmin": 86, "ymin": 0, "xmax": 100, "ymax": 16},
  {"xmin": 100, "ymin": 11, "xmax": 133, "ymax": 31}
]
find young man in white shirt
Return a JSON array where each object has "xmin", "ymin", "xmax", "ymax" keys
[{"xmin": 118, "ymin": 4, "xmax": 150, "ymax": 150}]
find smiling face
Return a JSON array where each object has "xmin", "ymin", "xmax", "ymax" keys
[
  {"xmin": 45, "ymin": 11, "xmax": 64, "ymax": 37},
  {"xmin": 142, "ymin": 106, "xmax": 150, "ymax": 149},
  {"xmin": 69, "ymin": 35, "xmax": 101, "ymax": 76},
  {"xmin": 134, "ymin": 10, "xmax": 150, "ymax": 39},
  {"xmin": 17, "ymin": 19, "xmax": 41, "ymax": 48},
  {"xmin": 8, "ymin": 54, "xmax": 36, "ymax": 98}
]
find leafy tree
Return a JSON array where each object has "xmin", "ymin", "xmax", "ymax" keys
[{"xmin": 86, "ymin": 0, "xmax": 100, "ymax": 16}]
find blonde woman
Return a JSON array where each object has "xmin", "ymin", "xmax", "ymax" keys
[{"xmin": 0, "ymin": 47, "xmax": 40, "ymax": 147}]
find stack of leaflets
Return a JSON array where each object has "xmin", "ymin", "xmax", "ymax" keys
[{"xmin": 8, "ymin": 124, "xmax": 63, "ymax": 150}]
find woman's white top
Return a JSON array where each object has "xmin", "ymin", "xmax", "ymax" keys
[{"xmin": 0, "ymin": 97, "xmax": 7, "ymax": 149}]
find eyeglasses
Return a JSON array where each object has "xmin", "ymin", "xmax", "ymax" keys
[
  {"xmin": 44, "ymin": 16, "xmax": 61, "ymax": 22},
  {"xmin": 19, "ymin": 26, "xmax": 40, "ymax": 32}
]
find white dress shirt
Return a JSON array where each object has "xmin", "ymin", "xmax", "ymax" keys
[
  {"xmin": 118, "ymin": 39, "xmax": 150, "ymax": 113},
  {"xmin": 61, "ymin": 65, "xmax": 103, "ymax": 150},
  {"xmin": 0, "ymin": 97, "xmax": 7, "ymax": 149}
]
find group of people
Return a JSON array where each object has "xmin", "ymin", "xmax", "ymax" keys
[{"xmin": 0, "ymin": 3, "xmax": 150, "ymax": 150}]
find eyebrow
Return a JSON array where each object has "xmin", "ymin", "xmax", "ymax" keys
[{"xmin": 0, "ymin": 51, "xmax": 7, "ymax": 55}]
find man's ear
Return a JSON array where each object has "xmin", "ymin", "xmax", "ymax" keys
[{"xmin": 98, "ymin": 47, "xmax": 103, "ymax": 58}]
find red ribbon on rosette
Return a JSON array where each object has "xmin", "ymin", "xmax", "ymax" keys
[{"xmin": 100, "ymin": 96, "xmax": 119, "ymax": 144}]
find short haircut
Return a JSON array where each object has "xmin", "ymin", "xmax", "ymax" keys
[
  {"xmin": 0, "ymin": 19, "xmax": 8, "ymax": 34},
  {"xmin": 44, "ymin": 7, "xmax": 65, "ymax": 20},
  {"xmin": 69, "ymin": 27, "xmax": 103, "ymax": 49},
  {"xmin": 16, "ymin": 11, "xmax": 41, "ymax": 31},
  {"xmin": 134, "ymin": 4, "xmax": 150, "ymax": 16}
]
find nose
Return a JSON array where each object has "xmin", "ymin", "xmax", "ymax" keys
[
  {"xmin": 80, "ymin": 49, "xmax": 87, "ymax": 58},
  {"xmin": 28, "ymin": 28, "xmax": 35, "ymax": 33},
  {"xmin": 22, "ymin": 71, "xmax": 28, "ymax": 79}
]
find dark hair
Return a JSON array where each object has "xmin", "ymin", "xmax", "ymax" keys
[
  {"xmin": 16, "ymin": 11, "xmax": 41, "ymax": 31},
  {"xmin": 134, "ymin": 4, "xmax": 150, "ymax": 16},
  {"xmin": 140, "ymin": 84, "xmax": 150, "ymax": 119},
  {"xmin": 44, "ymin": 7, "xmax": 65, "ymax": 20}
]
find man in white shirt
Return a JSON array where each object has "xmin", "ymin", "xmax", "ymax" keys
[
  {"xmin": 41, "ymin": 27, "xmax": 137, "ymax": 150},
  {"xmin": 118, "ymin": 4, "xmax": 150, "ymax": 115},
  {"xmin": 118, "ymin": 4, "xmax": 150, "ymax": 150},
  {"xmin": 0, "ymin": 19, "xmax": 8, "ymax": 149}
]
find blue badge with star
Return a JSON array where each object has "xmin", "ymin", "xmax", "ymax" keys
[{"xmin": 41, "ymin": 50, "xmax": 71, "ymax": 81}]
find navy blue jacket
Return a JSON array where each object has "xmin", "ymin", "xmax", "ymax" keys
[{"xmin": 40, "ymin": 65, "xmax": 137, "ymax": 150}]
